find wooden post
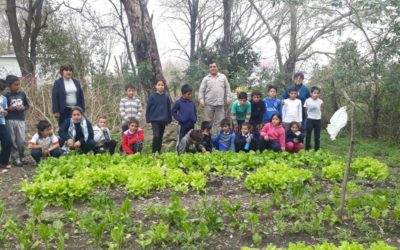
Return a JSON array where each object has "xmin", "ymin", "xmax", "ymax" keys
[{"xmin": 338, "ymin": 90, "xmax": 356, "ymax": 219}]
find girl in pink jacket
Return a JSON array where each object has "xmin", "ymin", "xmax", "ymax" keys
[{"xmin": 259, "ymin": 113, "xmax": 286, "ymax": 152}]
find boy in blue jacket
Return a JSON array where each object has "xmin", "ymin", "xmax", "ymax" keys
[
  {"xmin": 263, "ymin": 85, "xmax": 282, "ymax": 123},
  {"xmin": 212, "ymin": 118, "xmax": 235, "ymax": 152},
  {"xmin": 172, "ymin": 84, "xmax": 197, "ymax": 145}
]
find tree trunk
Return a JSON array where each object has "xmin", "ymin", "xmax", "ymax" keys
[
  {"xmin": 283, "ymin": 4, "xmax": 298, "ymax": 85},
  {"xmin": 189, "ymin": 0, "xmax": 199, "ymax": 61},
  {"xmin": 222, "ymin": 0, "xmax": 233, "ymax": 56},
  {"xmin": 6, "ymin": 0, "xmax": 35, "ymax": 78},
  {"xmin": 122, "ymin": 0, "xmax": 165, "ymax": 98}
]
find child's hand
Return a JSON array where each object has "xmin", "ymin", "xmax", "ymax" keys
[
  {"xmin": 246, "ymin": 137, "xmax": 251, "ymax": 143},
  {"xmin": 293, "ymin": 138, "xmax": 298, "ymax": 143},
  {"xmin": 264, "ymin": 135, "xmax": 269, "ymax": 141},
  {"xmin": 74, "ymin": 141, "xmax": 81, "ymax": 148},
  {"xmin": 67, "ymin": 139, "xmax": 74, "ymax": 147},
  {"xmin": 8, "ymin": 106, "xmax": 16, "ymax": 111},
  {"xmin": 16, "ymin": 106, "xmax": 25, "ymax": 111},
  {"xmin": 41, "ymin": 149, "xmax": 49, "ymax": 156},
  {"xmin": 54, "ymin": 112, "xmax": 61, "ymax": 120}
]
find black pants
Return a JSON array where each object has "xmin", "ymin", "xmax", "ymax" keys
[
  {"xmin": 31, "ymin": 148, "xmax": 64, "ymax": 164},
  {"xmin": 58, "ymin": 107, "xmax": 72, "ymax": 128},
  {"xmin": 0, "ymin": 124, "xmax": 12, "ymax": 165},
  {"xmin": 151, "ymin": 122, "xmax": 166, "ymax": 153},
  {"xmin": 258, "ymin": 138, "xmax": 281, "ymax": 152},
  {"xmin": 178, "ymin": 124, "xmax": 194, "ymax": 141},
  {"xmin": 93, "ymin": 140, "xmax": 117, "ymax": 154},
  {"xmin": 305, "ymin": 118, "xmax": 321, "ymax": 151},
  {"xmin": 59, "ymin": 138, "xmax": 96, "ymax": 154}
]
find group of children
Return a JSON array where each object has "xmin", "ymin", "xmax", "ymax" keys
[
  {"xmin": 0, "ymin": 74, "xmax": 323, "ymax": 173},
  {"xmin": 173, "ymin": 84, "xmax": 323, "ymax": 155}
]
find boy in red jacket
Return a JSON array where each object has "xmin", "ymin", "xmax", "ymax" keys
[{"xmin": 122, "ymin": 118, "xmax": 144, "ymax": 155}]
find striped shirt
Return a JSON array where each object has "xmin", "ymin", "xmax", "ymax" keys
[{"xmin": 119, "ymin": 96, "xmax": 142, "ymax": 125}]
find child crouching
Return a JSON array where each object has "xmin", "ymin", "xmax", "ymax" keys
[
  {"xmin": 234, "ymin": 122, "xmax": 257, "ymax": 152},
  {"xmin": 177, "ymin": 129, "xmax": 205, "ymax": 154},
  {"xmin": 212, "ymin": 118, "xmax": 235, "ymax": 152},
  {"xmin": 28, "ymin": 120, "xmax": 64, "ymax": 165},
  {"xmin": 93, "ymin": 117, "xmax": 117, "ymax": 154},
  {"xmin": 286, "ymin": 121, "xmax": 304, "ymax": 153},
  {"xmin": 122, "ymin": 118, "xmax": 144, "ymax": 155}
]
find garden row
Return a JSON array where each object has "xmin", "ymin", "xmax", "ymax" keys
[{"xmin": 21, "ymin": 151, "xmax": 389, "ymax": 205}]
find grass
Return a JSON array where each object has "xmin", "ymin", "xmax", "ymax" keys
[{"xmin": 320, "ymin": 130, "xmax": 400, "ymax": 168}]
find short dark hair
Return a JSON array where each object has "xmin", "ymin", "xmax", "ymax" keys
[
  {"xmin": 270, "ymin": 112, "xmax": 282, "ymax": 123},
  {"xmin": 289, "ymin": 121, "xmax": 300, "ymax": 129},
  {"xmin": 251, "ymin": 90, "xmax": 262, "ymax": 98},
  {"xmin": 0, "ymin": 79, "xmax": 7, "ymax": 91},
  {"xmin": 201, "ymin": 121, "xmax": 212, "ymax": 131},
  {"xmin": 125, "ymin": 84, "xmax": 135, "ymax": 91},
  {"xmin": 311, "ymin": 86, "xmax": 320, "ymax": 93},
  {"xmin": 220, "ymin": 118, "xmax": 231, "ymax": 128},
  {"xmin": 237, "ymin": 92, "xmax": 247, "ymax": 100},
  {"xmin": 128, "ymin": 117, "xmax": 139, "ymax": 126},
  {"xmin": 60, "ymin": 63, "xmax": 74, "ymax": 76},
  {"xmin": 288, "ymin": 87, "xmax": 297, "ymax": 94},
  {"xmin": 5, "ymin": 75, "xmax": 19, "ymax": 86},
  {"xmin": 294, "ymin": 72, "xmax": 304, "ymax": 79},
  {"xmin": 155, "ymin": 79, "xmax": 165, "ymax": 86},
  {"xmin": 181, "ymin": 84, "xmax": 192, "ymax": 94},
  {"xmin": 37, "ymin": 120, "xmax": 52, "ymax": 132},
  {"xmin": 267, "ymin": 85, "xmax": 277, "ymax": 92},
  {"xmin": 70, "ymin": 106, "xmax": 84, "ymax": 115},
  {"xmin": 189, "ymin": 129, "xmax": 202, "ymax": 142},
  {"xmin": 242, "ymin": 122, "xmax": 251, "ymax": 129}
]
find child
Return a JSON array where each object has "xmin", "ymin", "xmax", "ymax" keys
[
  {"xmin": 5, "ymin": 75, "xmax": 29, "ymax": 166},
  {"xmin": 0, "ymin": 79, "xmax": 11, "ymax": 173},
  {"xmin": 59, "ymin": 107, "xmax": 96, "ymax": 154},
  {"xmin": 259, "ymin": 113, "xmax": 285, "ymax": 152},
  {"xmin": 28, "ymin": 120, "xmax": 64, "ymax": 165},
  {"xmin": 249, "ymin": 90, "xmax": 265, "ymax": 134},
  {"xmin": 234, "ymin": 122, "xmax": 257, "ymax": 152},
  {"xmin": 119, "ymin": 84, "xmax": 142, "ymax": 132},
  {"xmin": 146, "ymin": 80, "xmax": 172, "ymax": 153},
  {"xmin": 231, "ymin": 92, "xmax": 251, "ymax": 131},
  {"xmin": 200, "ymin": 121, "xmax": 214, "ymax": 152},
  {"xmin": 212, "ymin": 118, "xmax": 235, "ymax": 152},
  {"xmin": 172, "ymin": 84, "xmax": 197, "ymax": 144},
  {"xmin": 93, "ymin": 117, "xmax": 117, "ymax": 154},
  {"xmin": 177, "ymin": 129, "xmax": 205, "ymax": 154},
  {"xmin": 122, "ymin": 118, "xmax": 144, "ymax": 155},
  {"xmin": 263, "ymin": 85, "xmax": 282, "ymax": 124},
  {"xmin": 286, "ymin": 121, "xmax": 304, "ymax": 153},
  {"xmin": 282, "ymin": 88, "xmax": 302, "ymax": 131},
  {"xmin": 304, "ymin": 86, "xmax": 323, "ymax": 151}
]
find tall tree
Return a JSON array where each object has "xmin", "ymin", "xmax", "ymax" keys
[
  {"xmin": 222, "ymin": 0, "xmax": 233, "ymax": 55},
  {"xmin": 248, "ymin": 0, "xmax": 352, "ymax": 86},
  {"xmin": 122, "ymin": 0, "xmax": 165, "ymax": 96},
  {"xmin": 5, "ymin": 0, "xmax": 58, "ymax": 80}
]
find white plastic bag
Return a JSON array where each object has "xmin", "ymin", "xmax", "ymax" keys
[{"xmin": 327, "ymin": 106, "xmax": 348, "ymax": 140}]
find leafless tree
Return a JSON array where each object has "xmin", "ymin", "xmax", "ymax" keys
[
  {"xmin": 122, "ymin": 0, "xmax": 165, "ymax": 96},
  {"xmin": 248, "ymin": 0, "xmax": 353, "ymax": 86}
]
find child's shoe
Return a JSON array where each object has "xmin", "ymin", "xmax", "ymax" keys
[{"xmin": 14, "ymin": 159, "xmax": 23, "ymax": 167}]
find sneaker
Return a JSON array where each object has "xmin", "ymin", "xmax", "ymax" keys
[
  {"xmin": 4, "ymin": 164, "xmax": 11, "ymax": 169},
  {"xmin": 21, "ymin": 158, "xmax": 28, "ymax": 165},
  {"xmin": 1, "ymin": 168, "xmax": 8, "ymax": 173},
  {"xmin": 14, "ymin": 160, "xmax": 23, "ymax": 167}
]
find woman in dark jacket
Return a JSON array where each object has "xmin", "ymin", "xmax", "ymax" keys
[
  {"xmin": 59, "ymin": 107, "xmax": 95, "ymax": 154},
  {"xmin": 52, "ymin": 64, "xmax": 85, "ymax": 127}
]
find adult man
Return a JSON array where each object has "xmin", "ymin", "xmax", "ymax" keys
[
  {"xmin": 282, "ymin": 72, "xmax": 310, "ymax": 130},
  {"xmin": 198, "ymin": 63, "xmax": 232, "ymax": 133}
]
